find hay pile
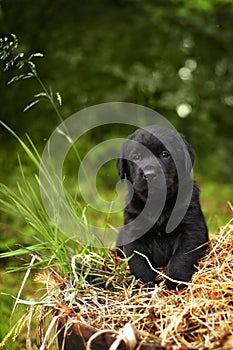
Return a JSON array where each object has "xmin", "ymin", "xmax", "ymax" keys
[{"xmin": 40, "ymin": 219, "xmax": 233, "ymax": 349}]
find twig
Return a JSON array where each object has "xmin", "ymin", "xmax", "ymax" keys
[{"xmin": 11, "ymin": 255, "xmax": 37, "ymax": 317}]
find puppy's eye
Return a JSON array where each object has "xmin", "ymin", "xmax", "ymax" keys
[
  {"xmin": 132, "ymin": 153, "xmax": 141, "ymax": 161},
  {"xmin": 161, "ymin": 150, "xmax": 170, "ymax": 158}
]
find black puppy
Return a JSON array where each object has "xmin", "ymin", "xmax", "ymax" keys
[{"xmin": 116, "ymin": 126, "xmax": 208, "ymax": 290}]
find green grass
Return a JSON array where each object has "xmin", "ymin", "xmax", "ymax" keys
[
  {"xmin": 0, "ymin": 36, "xmax": 130, "ymax": 347},
  {"xmin": 0, "ymin": 264, "xmax": 42, "ymax": 349},
  {"xmin": 0, "ymin": 127, "xmax": 133, "ymax": 349}
]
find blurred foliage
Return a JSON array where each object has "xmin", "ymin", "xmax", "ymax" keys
[{"xmin": 0, "ymin": 0, "xmax": 233, "ymax": 184}]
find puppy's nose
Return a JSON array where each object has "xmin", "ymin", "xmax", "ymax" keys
[{"xmin": 143, "ymin": 168, "xmax": 157, "ymax": 181}]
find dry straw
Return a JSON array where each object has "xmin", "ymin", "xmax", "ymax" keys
[
  {"xmin": 43, "ymin": 217, "xmax": 233, "ymax": 349},
  {"xmin": 3, "ymin": 217, "xmax": 232, "ymax": 349}
]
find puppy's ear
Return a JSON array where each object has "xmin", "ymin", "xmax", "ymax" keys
[
  {"xmin": 116, "ymin": 153, "xmax": 126, "ymax": 180},
  {"xmin": 116, "ymin": 139, "xmax": 130, "ymax": 180},
  {"xmin": 180, "ymin": 134, "xmax": 195, "ymax": 173}
]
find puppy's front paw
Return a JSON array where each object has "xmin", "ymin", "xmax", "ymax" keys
[
  {"xmin": 165, "ymin": 279, "xmax": 187, "ymax": 291},
  {"xmin": 164, "ymin": 279, "xmax": 177, "ymax": 291}
]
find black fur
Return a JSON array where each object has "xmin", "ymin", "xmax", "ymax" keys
[{"xmin": 116, "ymin": 127, "xmax": 208, "ymax": 290}]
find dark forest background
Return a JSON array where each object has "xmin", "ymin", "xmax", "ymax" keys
[{"xmin": 1, "ymin": 0, "xmax": 233, "ymax": 179}]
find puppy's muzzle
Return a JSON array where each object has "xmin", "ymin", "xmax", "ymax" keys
[{"xmin": 143, "ymin": 166, "xmax": 157, "ymax": 181}]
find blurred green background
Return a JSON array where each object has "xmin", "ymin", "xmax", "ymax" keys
[{"xmin": 0, "ymin": 0, "xmax": 232, "ymax": 347}]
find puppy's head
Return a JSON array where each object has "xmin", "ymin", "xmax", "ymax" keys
[{"xmin": 116, "ymin": 126, "xmax": 194, "ymax": 200}]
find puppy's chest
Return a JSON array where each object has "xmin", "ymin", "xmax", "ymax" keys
[{"xmin": 145, "ymin": 228, "xmax": 176, "ymax": 267}]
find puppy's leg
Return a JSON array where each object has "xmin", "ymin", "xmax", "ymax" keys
[
  {"xmin": 124, "ymin": 243, "xmax": 157, "ymax": 284},
  {"xmin": 129, "ymin": 254, "xmax": 157, "ymax": 284},
  {"xmin": 165, "ymin": 259, "xmax": 194, "ymax": 290},
  {"xmin": 165, "ymin": 246, "xmax": 203, "ymax": 290}
]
